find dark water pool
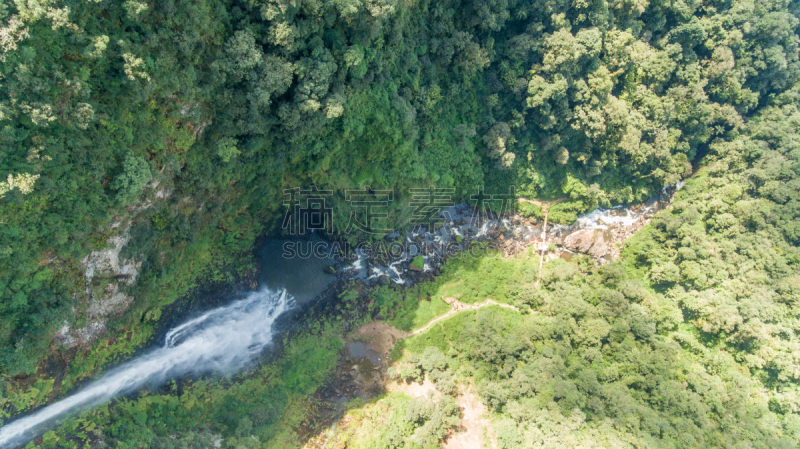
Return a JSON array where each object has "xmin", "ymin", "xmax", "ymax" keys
[
  {"xmin": 257, "ymin": 238, "xmax": 337, "ymax": 304},
  {"xmin": 347, "ymin": 342, "xmax": 381, "ymax": 365}
]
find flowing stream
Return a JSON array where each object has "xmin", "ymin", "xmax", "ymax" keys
[{"xmin": 0, "ymin": 288, "xmax": 294, "ymax": 449}]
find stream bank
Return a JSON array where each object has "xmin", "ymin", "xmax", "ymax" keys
[{"xmin": 315, "ymin": 184, "xmax": 682, "ymax": 292}]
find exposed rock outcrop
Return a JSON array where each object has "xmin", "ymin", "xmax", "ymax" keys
[
  {"xmin": 563, "ymin": 229, "xmax": 608, "ymax": 258},
  {"xmin": 57, "ymin": 232, "xmax": 140, "ymax": 348}
]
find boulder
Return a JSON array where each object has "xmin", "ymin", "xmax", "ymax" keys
[
  {"xmin": 563, "ymin": 229, "xmax": 608, "ymax": 258},
  {"xmin": 587, "ymin": 234, "xmax": 608, "ymax": 258}
]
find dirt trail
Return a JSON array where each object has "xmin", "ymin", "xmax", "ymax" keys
[
  {"xmin": 387, "ymin": 375, "xmax": 439, "ymax": 398},
  {"xmin": 444, "ymin": 385, "xmax": 494, "ymax": 449},
  {"xmin": 408, "ymin": 298, "xmax": 519, "ymax": 337},
  {"xmin": 517, "ymin": 196, "xmax": 568, "ymax": 208},
  {"xmin": 304, "ymin": 282, "xmax": 519, "ymax": 448},
  {"xmin": 406, "ymin": 281, "xmax": 520, "ymax": 337}
]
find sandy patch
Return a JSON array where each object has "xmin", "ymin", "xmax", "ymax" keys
[
  {"xmin": 387, "ymin": 375, "xmax": 440, "ymax": 399},
  {"xmin": 444, "ymin": 386, "xmax": 494, "ymax": 449},
  {"xmin": 351, "ymin": 321, "xmax": 406, "ymax": 358}
]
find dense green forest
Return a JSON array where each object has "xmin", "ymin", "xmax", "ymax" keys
[
  {"xmin": 1, "ymin": 0, "xmax": 800, "ymax": 446},
  {"xmin": 15, "ymin": 112, "xmax": 800, "ymax": 447}
]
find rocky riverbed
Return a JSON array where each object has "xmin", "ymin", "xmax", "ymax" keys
[{"xmin": 325, "ymin": 186, "xmax": 680, "ymax": 287}]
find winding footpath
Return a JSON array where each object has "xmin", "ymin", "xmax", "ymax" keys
[
  {"xmin": 535, "ymin": 205, "xmax": 550, "ymax": 286},
  {"xmin": 407, "ymin": 298, "xmax": 519, "ymax": 337},
  {"xmin": 405, "ymin": 280, "xmax": 521, "ymax": 337}
]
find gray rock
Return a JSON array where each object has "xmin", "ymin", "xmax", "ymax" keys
[{"xmin": 563, "ymin": 229, "xmax": 608, "ymax": 258}]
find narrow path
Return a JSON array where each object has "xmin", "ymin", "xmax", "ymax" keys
[
  {"xmin": 407, "ymin": 299, "xmax": 519, "ymax": 336},
  {"xmin": 517, "ymin": 197, "xmax": 568, "ymax": 208},
  {"xmin": 406, "ymin": 281, "xmax": 520, "ymax": 337},
  {"xmin": 406, "ymin": 197, "xmax": 565, "ymax": 336}
]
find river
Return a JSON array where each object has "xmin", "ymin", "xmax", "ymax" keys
[{"xmin": 0, "ymin": 289, "xmax": 293, "ymax": 449}]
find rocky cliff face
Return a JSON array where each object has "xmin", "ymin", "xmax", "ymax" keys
[
  {"xmin": 54, "ymin": 179, "xmax": 173, "ymax": 349},
  {"xmin": 57, "ymin": 232, "xmax": 141, "ymax": 349}
]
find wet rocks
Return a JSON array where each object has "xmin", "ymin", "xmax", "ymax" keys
[{"xmin": 339, "ymin": 191, "xmax": 676, "ymax": 287}]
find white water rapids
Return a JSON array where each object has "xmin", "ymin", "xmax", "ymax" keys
[{"xmin": 0, "ymin": 288, "xmax": 294, "ymax": 449}]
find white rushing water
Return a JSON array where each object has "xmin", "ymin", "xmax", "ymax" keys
[
  {"xmin": 0, "ymin": 288, "xmax": 294, "ymax": 449},
  {"xmin": 574, "ymin": 206, "xmax": 644, "ymax": 230}
]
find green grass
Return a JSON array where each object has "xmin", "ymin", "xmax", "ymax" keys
[{"xmin": 389, "ymin": 295, "xmax": 450, "ymax": 332}]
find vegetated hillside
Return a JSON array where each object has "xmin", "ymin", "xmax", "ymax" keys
[
  {"xmin": 301, "ymin": 88, "xmax": 800, "ymax": 448},
  {"xmin": 28, "ymin": 87, "xmax": 800, "ymax": 447},
  {"xmin": 0, "ymin": 0, "xmax": 799, "ymax": 439}
]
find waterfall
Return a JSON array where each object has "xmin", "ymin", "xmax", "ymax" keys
[{"xmin": 0, "ymin": 288, "xmax": 294, "ymax": 449}]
